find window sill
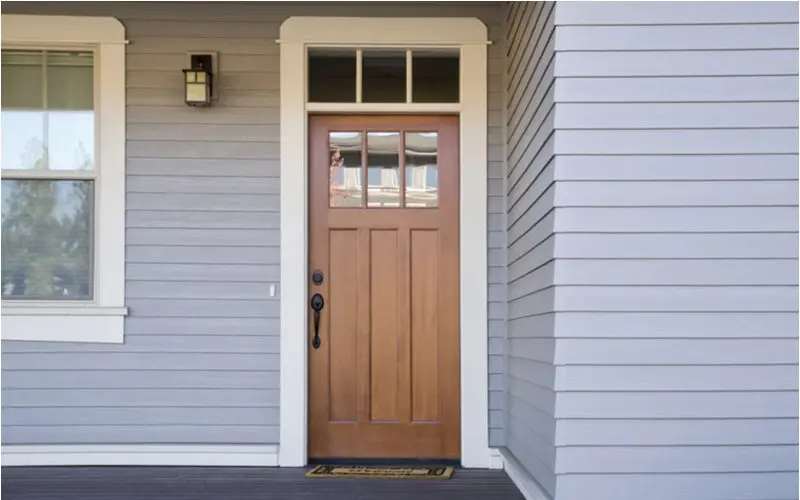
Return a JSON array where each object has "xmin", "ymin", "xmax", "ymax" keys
[{"xmin": 1, "ymin": 305, "xmax": 128, "ymax": 343}]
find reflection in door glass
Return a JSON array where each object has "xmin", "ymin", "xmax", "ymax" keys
[
  {"xmin": 404, "ymin": 132, "xmax": 438, "ymax": 207},
  {"xmin": 367, "ymin": 132, "xmax": 400, "ymax": 207},
  {"xmin": 329, "ymin": 132, "xmax": 363, "ymax": 207}
]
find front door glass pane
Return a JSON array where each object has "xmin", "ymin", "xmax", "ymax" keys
[
  {"xmin": 329, "ymin": 132, "xmax": 363, "ymax": 207},
  {"xmin": 367, "ymin": 132, "xmax": 400, "ymax": 207},
  {"xmin": 405, "ymin": 132, "xmax": 438, "ymax": 207}
]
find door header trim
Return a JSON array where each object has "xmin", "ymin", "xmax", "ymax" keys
[
  {"xmin": 278, "ymin": 16, "xmax": 488, "ymax": 45},
  {"xmin": 278, "ymin": 16, "xmax": 489, "ymax": 468}
]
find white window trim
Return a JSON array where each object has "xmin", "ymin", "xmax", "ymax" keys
[
  {"xmin": 1, "ymin": 15, "xmax": 128, "ymax": 344},
  {"xmin": 278, "ymin": 17, "xmax": 492, "ymax": 468}
]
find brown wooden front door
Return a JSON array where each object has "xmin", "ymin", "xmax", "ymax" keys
[{"xmin": 308, "ymin": 115, "xmax": 460, "ymax": 460}]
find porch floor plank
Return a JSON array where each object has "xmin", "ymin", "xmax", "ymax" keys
[{"xmin": 1, "ymin": 467, "xmax": 525, "ymax": 500}]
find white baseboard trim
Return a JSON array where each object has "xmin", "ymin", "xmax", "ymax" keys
[
  {"xmin": 2, "ymin": 445, "xmax": 280, "ymax": 467},
  {"xmin": 501, "ymin": 449, "xmax": 553, "ymax": 500}
]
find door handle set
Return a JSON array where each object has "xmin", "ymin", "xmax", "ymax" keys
[
  {"xmin": 310, "ymin": 293, "xmax": 324, "ymax": 349},
  {"xmin": 310, "ymin": 269, "xmax": 325, "ymax": 349}
]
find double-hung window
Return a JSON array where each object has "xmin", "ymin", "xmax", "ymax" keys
[
  {"xmin": 2, "ymin": 49, "xmax": 96, "ymax": 300},
  {"xmin": 1, "ymin": 15, "xmax": 127, "ymax": 343}
]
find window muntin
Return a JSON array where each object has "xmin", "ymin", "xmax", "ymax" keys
[{"xmin": 1, "ymin": 49, "xmax": 96, "ymax": 300}]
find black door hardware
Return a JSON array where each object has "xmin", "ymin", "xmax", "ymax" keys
[{"xmin": 310, "ymin": 293, "xmax": 325, "ymax": 349}]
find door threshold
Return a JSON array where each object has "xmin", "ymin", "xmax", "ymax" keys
[{"xmin": 308, "ymin": 458, "xmax": 460, "ymax": 468}]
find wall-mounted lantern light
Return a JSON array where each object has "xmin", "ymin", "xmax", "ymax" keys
[{"xmin": 183, "ymin": 53, "xmax": 215, "ymax": 107}]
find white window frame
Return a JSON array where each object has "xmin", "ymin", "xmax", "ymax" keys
[
  {"xmin": 1, "ymin": 15, "xmax": 127, "ymax": 343},
  {"xmin": 278, "ymin": 17, "xmax": 492, "ymax": 468}
]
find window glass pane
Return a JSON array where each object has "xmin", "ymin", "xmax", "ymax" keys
[
  {"xmin": 1, "ymin": 179, "xmax": 93, "ymax": 300},
  {"xmin": 2, "ymin": 111, "xmax": 46, "ymax": 170},
  {"xmin": 2, "ymin": 51, "xmax": 44, "ymax": 109},
  {"xmin": 309, "ymin": 49, "xmax": 356, "ymax": 102},
  {"xmin": 48, "ymin": 111, "xmax": 94, "ymax": 171},
  {"xmin": 47, "ymin": 52, "xmax": 95, "ymax": 171},
  {"xmin": 412, "ymin": 50, "xmax": 459, "ymax": 103},
  {"xmin": 405, "ymin": 132, "xmax": 438, "ymax": 207},
  {"xmin": 330, "ymin": 132, "xmax": 363, "ymax": 207},
  {"xmin": 362, "ymin": 51, "xmax": 406, "ymax": 103},
  {"xmin": 1, "ymin": 50, "xmax": 95, "ymax": 172},
  {"xmin": 367, "ymin": 132, "xmax": 400, "ymax": 207},
  {"xmin": 2, "ymin": 52, "xmax": 46, "ymax": 171},
  {"xmin": 47, "ymin": 52, "xmax": 94, "ymax": 110}
]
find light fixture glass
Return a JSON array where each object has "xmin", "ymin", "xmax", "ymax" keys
[{"xmin": 183, "ymin": 68, "xmax": 212, "ymax": 107}]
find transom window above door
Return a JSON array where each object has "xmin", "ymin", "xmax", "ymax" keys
[
  {"xmin": 329, "ymin": 130, "xmax": 439, "ymax": 208},
  {"xmin": 309, "ymin": 49, "xmax": 459, "ymax": 103}
]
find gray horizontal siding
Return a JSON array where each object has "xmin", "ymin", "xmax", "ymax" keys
[
  {"xmin": 486, "ymin": 12, "xmax": 508, "ymax": 448},
  {"xmin": 554, "ymin": 50, "xmax": 798, "ymax": 77},
  {"xmin": 4, "ymin": 370, "xmax": 279, "ymax": 389},
  {"xmin": 554, "ymin": 1, "xmax": 797, "ymax": 25},
  {"xmin": 4, "ymin": 426, "xmax": 279, "ymax": 445},
  {"xmin": 1, "ymin": 1, "xmax": 505, "ymax": 449},
  {"xmin": 555, "ymin": 75, "xmax": 799, "ymax": 102},
  {"xmin": 550, "ymin": 2, "xmax": 800, "ymax": 500},
  {"xmin": 3, "ymin": 389, "xmax": 279, "ymax": 407},
  {"xmin": 556, "ymin": 418, "xmax": 800, "ymax": 446},
  {"xmin": 503, "ymin": 1, "xmax": 557, "ymax": 497}
]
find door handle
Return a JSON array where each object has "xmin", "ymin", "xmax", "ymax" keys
[{"xmin": 310, "ymin": 293, "xmax": 325, "ymax": 349}]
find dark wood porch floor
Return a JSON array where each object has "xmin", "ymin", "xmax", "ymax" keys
[{"xmin": 1, "ymin": 466, "xmax": 524, "ymax": 500}]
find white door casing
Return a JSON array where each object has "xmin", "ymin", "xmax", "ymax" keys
[{"xmin": 278, "ymin": 16, "xmax": 490, "ymax": 468}]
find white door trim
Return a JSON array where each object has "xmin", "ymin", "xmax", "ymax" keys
[{"xmin": 278, "ymin": 16, "xmax": 490, "ymax": 468}]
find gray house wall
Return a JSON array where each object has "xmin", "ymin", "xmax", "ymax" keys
[
  {"xmin": 502, "ymin": 1, "xmax": 558, "ymax": 497},
  {"xmin": 1, "ymin": 2, "xmax": 507, "ymax": 448},
  {"xmin": 547, "ymin": 2, "xmax": 799, "ymax": 500},
  {"xmin": 3, "ymin": 3, "xmax": 798, "ymax": 495}
]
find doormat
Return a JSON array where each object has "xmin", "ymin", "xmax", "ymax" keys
[{"xmin": 305, "ymin": 465, "xmax": 454, "ymax": 479}]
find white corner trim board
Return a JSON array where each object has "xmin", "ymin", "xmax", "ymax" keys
[
  {"xmin": 2, "ymin": 445, "xmax": 279, "ymax": 467},
  {"xmin": 1, "ymin": 14, "xmax": 127, "ymax": 344},
  {"xmin": 278, "ymin": 16, "xmax": 491, "ymax": 468},
  {"xmin": 502, "ymin": 450, "xmax": 553, "ymax": 500}
]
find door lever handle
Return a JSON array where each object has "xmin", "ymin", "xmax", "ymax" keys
[{"xmin": 310, "ymin": 293, "xmax": 324, "ymax": 349}]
